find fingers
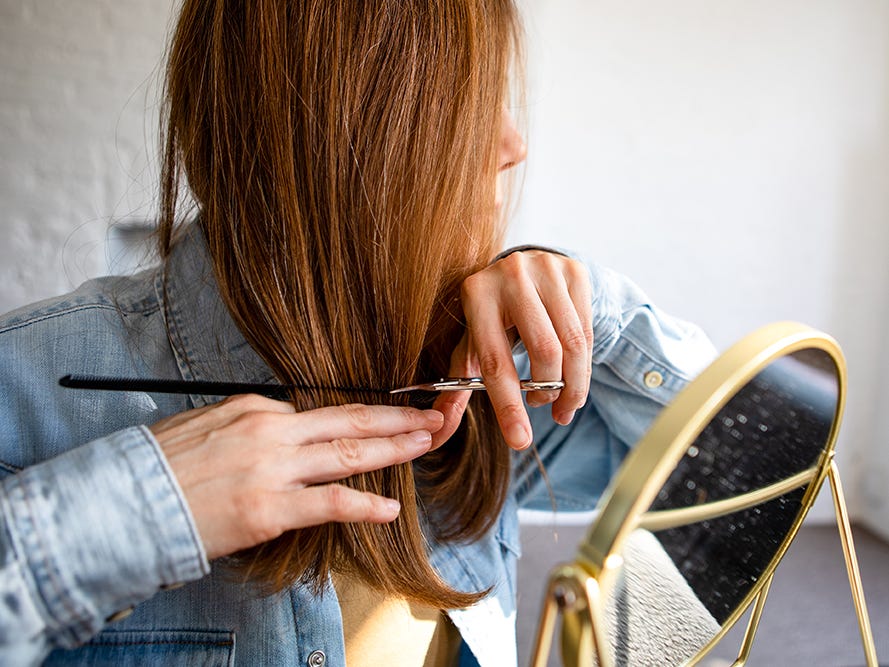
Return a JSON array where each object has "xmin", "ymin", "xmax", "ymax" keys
[
  {"xmin": 292, "ymin": 429, "xmax": 432, "ymax": 484},
  {"xmin": 274, "ymin": 485, "xmax": 402, "ymax": 528},
  {"xmin": 430, "ymin": 391, "xmax": 472, "ymax": 450},
  {"xmin": 533, "ymin": 267, "xmax": 593, "ymax": 424},
  {"xmin": 289, "ymin": 403, "xmax": 444, "ymax": 447},
  {"xmin": 431, "ymin": 334, "xmax": 474, "ymax": 449},
  {"xmin": 459, "ymin": 250, "xmax": 595, "ymax": 446},
  {"xmin": 505, "ymin": 275, "xmax": 563, "ymax": 410},
  {"xmin": 154, "ymin": 395, "xmax": 442, "ymax": 446},
  {"xmin": 251, "ymin": 429, "xmax": 436, "ymax": 544},
  {"xmin": 202, "ymin": 484, "xmax": 404, "ymax": 558},
  {"xmin": 463, "ymin": 275, "xmax": 531, "ymax": 450},
  {"xmin": 157, "ymin": 398, "xmax": 445, "ymax": 560}
]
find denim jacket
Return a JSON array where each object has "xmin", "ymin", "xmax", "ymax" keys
[{"xmin": 0, "ymin": 224, "xmax": 715, "ymax": 666}]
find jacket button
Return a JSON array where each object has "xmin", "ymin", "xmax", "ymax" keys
[
  {"xmin": 105, "ymin": 607, "xmax": 134, "ymax": 623},
  {"xmin": 643, "ymin": 370, "xmax": 664, "ymax": 389},
  {"xmin": 307, "ymin": 650, "xmax": 326, "ymax": 666}
]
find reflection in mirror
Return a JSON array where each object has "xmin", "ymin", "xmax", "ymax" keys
[
  {"xmin": 582, "ymin": 529, "xmax": 721, "ymax": 666},
  {"xmin": 643, "ymin": 347, "xmax": 840, "ymax": 626},
  {"xmin": 532, "ymin": 328, "xmax": 877, "ymax": 667}
]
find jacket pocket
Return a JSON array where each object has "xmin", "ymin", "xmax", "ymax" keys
[{"xmin": 43, "ymin": 630, "xmax": 235, "ymax": 667}]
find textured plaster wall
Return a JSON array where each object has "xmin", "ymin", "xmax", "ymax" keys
[{"xmin": 0, "ymin": 0, "xmax": 175, "ymax": 312}]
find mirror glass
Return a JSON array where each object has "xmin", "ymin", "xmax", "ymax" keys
[{"xmin": 601, "ymin": 347, "xmax": 840, "ymax": 664}]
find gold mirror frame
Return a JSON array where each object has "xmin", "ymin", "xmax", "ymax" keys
[{"xmin": 530, "ymin": 321, "xmax": 878, "ymax": 667}]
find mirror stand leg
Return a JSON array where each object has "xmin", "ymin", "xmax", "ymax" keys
[
  {"xmin": 528, "ymin": 565, "xmax": 612, "ymax": 667},
  {"xmin": 529, "ymin": 575, "xmax": 561, "ymax": 667},
  {"xmin": 827, "ymin": 460, "xmax": 879, "ymax": 667},
  {"xmin": 582, "ymin": 575, "xmax": 611, "ymax": 667},
  {"xmin": 727, "ymin": 574, "xmax": 773, "ymax": 667}
]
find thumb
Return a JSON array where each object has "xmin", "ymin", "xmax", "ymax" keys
[{"xmin": 429, "ymin": 334, "xmax": 476, "ymax": 450}]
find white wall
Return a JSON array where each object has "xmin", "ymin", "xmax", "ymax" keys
[
  {"xmin": 510, "ymin": 1, "xmax": 889, "ymax": 529},
  {"xmin": 0, "ymin": 0, "xmax": 173, "ymax": 311},
  {"xmin": 2, "ymin": 1, "xmax": 888, "ymax": 531}
]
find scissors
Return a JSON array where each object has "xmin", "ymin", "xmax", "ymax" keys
[{"xmin": 390, "ymin": 377, "xmax": 565, "ymax": 393}]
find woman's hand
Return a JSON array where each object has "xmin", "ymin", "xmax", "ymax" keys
[
  {"xmin": 432, "ymin": 249, "xmax": 593, "ymax": 450},
  {"xmin": 151, "ymin": 395, "xmax": 444, "ymax": 560}
]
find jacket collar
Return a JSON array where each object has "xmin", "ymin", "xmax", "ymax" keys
[{"xmin": 156, "ymin": 222, "xmax": 274, "ymax": 407}]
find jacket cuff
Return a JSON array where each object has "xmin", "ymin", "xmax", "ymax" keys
[
  {"xmin": 1, "ymin": 426, "xmax": 209, "ymax": 648},
  {"xmin": 491, "ymin": 244, "xmax": 570, "ymax": 264}
]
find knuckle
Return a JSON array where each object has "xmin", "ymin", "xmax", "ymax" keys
[
  {"xmin": 231, "ymin": 411, "xmax": 274, "ymax": 438},
  {"xmin": 398, "ymin": 405, "xmax": 420, "ymax": 422},
  {"xmin": 461, "ymin": 272, "xmax": 484, "ymax": 296},
  {"xmin": 332, "ymin": 438, "xmax": 364, "ymax": 476},
  {"xmin": 500, "ymin": 252, "xmax": 526, "ymax": 278},
  {"xmin": 460, "ymin": 273, "xmax": 492, "ymax": 307},
  {"xmin": 528, "ymin": 334, "xmax": 562, "ymax": 367},
  {"xmin": 478, "ymin": 349, "xmax": 510, "ymax": 380},
  {"xmin": 562, "ymin": 327, "xmax": 589, "ymax": 355},
  {"xmin": 537, "ymin": 250, "xmax": 560, "ymax": 270},
  {"xmin": 222, "ymin": 393, "xmax": 266, "ymax": 412},
  {"xmin": 565, "ymin": 257, "xmax": 587, "ymax": 278},
  {"xmin": 563, "ymin": 385, "xmax": 588, "ymax": 406},
  {"xmin": 501, "ymin": 250, "xmax": 525, "ymax": 268},
  {"xmin": 341, "ymin": 403, "xmax": 375, "ymax": 433},
  {"xmin": 324, "ymin": 484, "xmax": 354, "ymax": 520},
  {"xmin": 500, "ymin": 401, "xmax": 527, "ymax": 424}
]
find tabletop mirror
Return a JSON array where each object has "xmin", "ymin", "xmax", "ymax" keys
[{"xmin": 530, "ymin": 322, "xmax": 879, "ymax": 667}]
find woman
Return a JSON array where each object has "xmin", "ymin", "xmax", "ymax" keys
[{"xmin": 0, "ymin": 1, "xmax": 714, "ymax": 665}]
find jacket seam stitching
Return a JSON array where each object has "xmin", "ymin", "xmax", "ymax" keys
[
  {"xmin": 0, "ymin": 301, "xmax": 161, "ymax": 336},
  {"xmin": 618, "ymin": 330, "xmax": 698, "ymax": 383},
  {"xmin": 18, "ymin": 473, "xmax": 91, "ymax": 645},
  {"xmin": 604, "ymin": 359, "xmax": 672, "ymax": 408},
  {"xmin": 0, "ymin": 305, "xmax": 120, "ymax": 335},
  {"xmin": 86, "ymin": 639, "xmax": 234, "ymax": 647},
  {"xmin": 0, "ymin": 459, "xmax": 21, "ymax": 474}
]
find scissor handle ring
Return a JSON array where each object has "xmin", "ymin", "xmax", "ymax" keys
[
  {"xmin": 434, "ymin": 378, "xmax": 565, "ymax": 392},
  {"xmin": 520, "ymin": 380, "xmax": 565, "ymax": 392}
]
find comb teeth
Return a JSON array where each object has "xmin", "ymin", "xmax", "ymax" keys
[{"xmin": 58, "ymin": 375, "xmax": 388, "ymax": 398}]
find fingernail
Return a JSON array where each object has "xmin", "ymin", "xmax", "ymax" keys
[
  {"xmin": 423, "ymin": 409, "xmax": 445, "ymax": 424},
  {"xmin": 556, "ymin": 410, "xmax": 576, "ymax": 425},
  {"xmin": 384, "ymin": 498, "xmax": 401, "ymax": 514},
  {"xmin": 409, "ymin": 430, "xmax": 432, "ymax": 448},
  {"xmin": 507, "ymin": 423, "xmax": 531, "ymax": 449}
]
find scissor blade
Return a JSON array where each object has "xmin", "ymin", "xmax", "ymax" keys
[
  {"xmin": 389, "ymin": 378, "xmax": 486, "ymax": 393},
  {"xmin": 389, "ymin": 383, "xmax": 439, "ymax": 394},
  {"xmin": 389, "ymin": 378, "xmax": 564, "ymax": 394}
]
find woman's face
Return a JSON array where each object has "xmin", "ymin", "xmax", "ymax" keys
[{"xmin": 495, "ymin": 107, "xmax": 527, "ymax": 210}]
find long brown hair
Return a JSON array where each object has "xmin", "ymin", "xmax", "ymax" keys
[{"xmin": 159, "ymin": 0, "xmax": 523, "ymax": 609}]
